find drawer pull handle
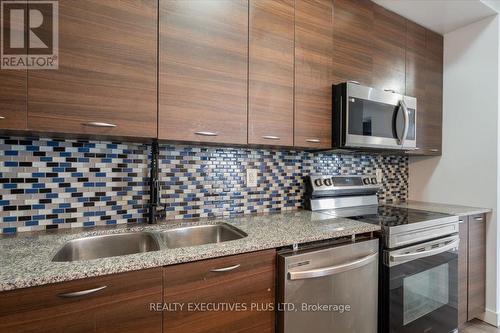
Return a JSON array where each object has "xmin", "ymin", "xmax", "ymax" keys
[
  {"xmin": 210, "ymin": 264, "xmax": 241, "ymax": 272},
  {"xmin": 458, "ymin": 219, "xmax": 465, "ymax": 224},
  {"xmin": 195, "ymin": 131, "xmax": 218, "ymax": 137},
  {"xmin": 306, "ymin": 138, "xmax": 321, "ymax": 143},
  {"xmin": 429, "ymin": 149, "xmax": 439, "ymax": 152},
  {"xmin": 348, "ymin": 80, "xmax": 360, "ymax": 85},
  {"xmin": 84, "ymin": 122, "xmax": 116, "ymax": 128},
  {"xmin": 384, "ymin": 89, "xmax": 396, "ymax": 93},
  {"xmin": 474, "ymin": 217, "xmax": 484, "ymax": 222},
  {"xmin": 57, "ymin": 286, "xmax": 107, "ymax": 298},
  {"xmin": 0, "ymin": 116, "xmax": 5, "ymax": 119},
  {"xmin": 262, "ymin": 135, "xmax": 280, "ymax": 140}
]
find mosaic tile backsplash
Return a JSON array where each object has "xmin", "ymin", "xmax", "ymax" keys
[{"xmin": 0, "ymin": 136, "xmax": 408, "ymax": 233}]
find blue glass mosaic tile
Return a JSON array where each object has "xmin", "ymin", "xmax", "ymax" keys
[{"xmin": 0, "ymin": 137, "xmax": 407, "ymax": 233}]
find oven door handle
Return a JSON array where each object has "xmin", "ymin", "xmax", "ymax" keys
[
  {"xmin": 390, "ymin": 239, "xmax": 460, "ymax": 263},
  {"xmin": 288, "ymin": 252, "xmax": 378, "ymax": 280}
]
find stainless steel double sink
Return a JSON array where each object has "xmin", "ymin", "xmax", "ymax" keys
[{"xmin": 52, "ymin": 223, "xmax": 247, "ymax": 262}]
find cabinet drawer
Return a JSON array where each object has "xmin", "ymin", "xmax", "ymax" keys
[
  {"xmin": 163, "ymin": 249, "xmax": 276, "ymax": 333},
  {"xmin": 0, "ymin": 268, "xmax": 162, "ymax": 328}
]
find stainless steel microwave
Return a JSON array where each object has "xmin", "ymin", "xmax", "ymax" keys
[{"xmin": 333, "ymin": 82, "xmax": 417, "ymax": 151}]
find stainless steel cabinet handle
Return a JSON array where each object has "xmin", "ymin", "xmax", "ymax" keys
[
  {"xmin": 288, "ymin": 252, "xmax": 378, "ymax": 280},
  {"xmin": 348, "ymin": 80, "xmax": 360, "ymax": 85},
  {"xmin": 0, "ymin": 116, "xmax": 5, "ymax": 120},
  {"xmin": 430, "ymin": 149, "xmax": 439, "ymax": 152},
  {"xmin": 84, "ymin": 122, "xmax": 117, "ymax": 128},
  {"xmin": 262, "ymin": 135, "xmax": 280, "ymax": 140},
  {"xmin": 57, "ymin": 286, "xmax": 107, "ymax": 298},
  {"xmin": 458, "ymin": 219, "xmax": 465, "ymax": 224},
  {"xmin": 195, "ymin": 131, "xmax": 218, "ymax": 137},
  {"xmin": 306, "ymin": 138, "xmax": 321, "ymax": 143},
  {"xmin": 474, "ymin": 216, "xmax": 485, "ymax": 222},
  {"xmin": 390, "ymin": 239, "xmax": 459, "ymax": 263},
  {"xmin": 384, "ymin": 89, "xmax": 396, "ymax": 93},
  {"xmin": 210, "ymin": 264, "xmax": 241, "ymax": 272}
]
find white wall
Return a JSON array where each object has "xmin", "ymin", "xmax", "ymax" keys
[{"xmin": 409, "ymin": 15, "xmax": 500, "ymax": 326}]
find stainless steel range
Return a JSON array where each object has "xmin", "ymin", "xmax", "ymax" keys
[{"xmin": 305, "ymin": 175, "xmax": 459, "ymax": 333}]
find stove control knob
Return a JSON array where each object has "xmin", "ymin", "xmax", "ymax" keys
[
  {"xmin": 363, "ymin": 178, "xmax": 371, "ymax": 185},
  {"xmin": 313, "ymin": 179, "xmax": 323, "ymax": 187},
  {"xmin": 371, "ymin": 178, "xmax": 377, "ymax": 185},
  {"xmin": 323, "ymin": 178, "xmax": 333, "ymax": 186}
]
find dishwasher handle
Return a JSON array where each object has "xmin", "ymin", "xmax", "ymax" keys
[{"xmin": 288, "ymin": 252, "xmax": 378, "ymax": 281}]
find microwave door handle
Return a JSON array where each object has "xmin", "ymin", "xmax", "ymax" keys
[
  {"xmin": 399, "ymin": 100, "xmax": 409, "ymax": 146},
  {"xmin": 389, "ymin": 239, "xmax": 460, "ymax": 263},
  {"xmin": 288, "ymin": 252, "xmax": 378, "ymax": 280}
]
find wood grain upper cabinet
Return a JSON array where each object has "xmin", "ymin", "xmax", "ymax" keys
[
  {"xmin": 0, "ymin": 67, "xmax": 27, "ymax": 130},
  {"xmin": 294, "ymin": 0, "xmax": 333, "ymax": 149},
  {"xmin": 159, "ymin": 0, "xmax": 248, "ymax": 145},
  {"xmin": 163, "ymin": 249, "xmax": 276, "ymax": 333},
  {"xmin": 372, "ymin": 4, "xmax": 406, "ymax": 94},
  {"xmin": 332, "ymin": 0, "xmax": 373, "ymax": 86},
  {"xmin": 0, "ymin": 268, "xmax": 163, "ymax": 333},
  {"xmin": 406, "ymin": 22, "xmax": 443, "ymax": 156},
  {"xmin": 0, "ymin": 0, "xmax": 27, "ymax": 130},
  {"xmin": 423, "ymin": 30, "xmax": 443, "ymax": 155},
  {"xmin": 248, "ymin": 0, "xmax": 294, "ymax": 146},
  {"xmin": 27, "ymin": 0, "xmax": 157, "ymax": 138}
]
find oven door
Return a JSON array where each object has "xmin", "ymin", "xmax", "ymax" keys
[
  {"xmin": 381, "ymin": 235, "xmax": 459, "ymax": 333},
  {"xmin": 345, "ymin": 83, "xmax": 416, "ymax": 150}
]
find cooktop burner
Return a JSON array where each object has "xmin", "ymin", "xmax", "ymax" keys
[{"xmin": 347, "ymin": 205, "xmax": 452, "ymax": 227}]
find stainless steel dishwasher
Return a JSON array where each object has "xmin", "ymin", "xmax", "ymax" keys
[{"xmin": 278, "ymin": 238, "xmax": 379, "ymax": 333}]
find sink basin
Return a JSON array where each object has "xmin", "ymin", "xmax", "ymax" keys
[
  {"xmin": 52, "ymin": 232, "xmax": 161, "ymax": 262},
  {"xmin": 158, "ymin": 223, "xmax": 247, "ymax": 249}
]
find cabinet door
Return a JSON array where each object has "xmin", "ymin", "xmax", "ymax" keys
[
  {"xmin": 163, "ymin": 250, "xmax": 276, "ymax": 333},
  {"xmin": 159, "ymin": 0, "xmax": 248, "ymax": 145},
  {"xmin": 248, "ymin": 0, "xmax": 294, "ymax": 146},
  {"xmin": 422, "ymin": 30, "xmax": 443, "ymax": 155},
  {"xmin": 0, "ymin": 268, "xmax": 163, "ymax": 333},
  {"xmin": 468, "ymin": 214, "xmax": 486, "ymax": 320},
  {"xmin": 458, "ymin": 216, "xmax": 468, "ymax": 329},
  {"xmin": 0, "ymin": 69, "xmax": 27, "ymax": 130},
  {"xmin": 405, "ymin": 21, "xmax": 426, "ymax": 141},
  {"xmin": 294, "ymin": 0, "xmax": 333, "ymax": 149},
  {"xmin": 0, "ymin": 0, "xmax": 27, "ymax": 130},
  {"xmin": 27, "ymin": 0, "xmax": 157, "ymax": 138},
  {"xmin": 372, "ymin": 4, "xmax": 406, "ymax": 94},
  {"xmin": 332, "ymin": 0, "xmax": 373, "ymax": 86}
]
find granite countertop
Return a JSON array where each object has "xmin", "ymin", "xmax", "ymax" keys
[
  {"xmin": 0, "ymin": 210, "xmax": 380, "ymax": 292},
  {"xmin": 390, "ymin": 200, "xmax": 492, "ymax": 216}
]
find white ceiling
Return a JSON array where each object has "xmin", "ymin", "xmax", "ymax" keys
[{"xmin": 372, "ymin": 0, "xmax": 498, "ymax": 34}]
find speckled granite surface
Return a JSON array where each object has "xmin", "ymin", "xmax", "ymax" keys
[
  {"xmin": 390, "ymin": 200, "xmax": 491, "ymax": 216},
  {"xmin": 0, "ymin": 210, "xmax": 379, "ymax": 292}
]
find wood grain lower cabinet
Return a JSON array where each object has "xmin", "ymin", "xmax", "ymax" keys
[
  {"xmin": 163, "ymin": 249, "xmax": 276, "ymax": 333},
  {"xmin": 458, "ymin": 216, "xmax": 469, "ymax": 329},
  {"xmin": 294, "ymin": 0, "xmax": 333, "ymax": 149},
  {"xmin": 0, "ymin": 268, "xmax": 163, "ymax": 333},
  {"xmin": 467, "ymin": 213, "xmax": 486, "ymax": 320},
  {"xmin": 248, "ymin": 0, "xmax": 294, "ymax": 146},
  {"xmin": 27, "ymin": 0, "xmax": 157, "ymax": 138},
  {"xmin": 159, "ymin": 0, "xmax": 248, "ymax": 145},
  {"xmin": 458, "ymin": 214, "xmax": 486, "ymax": 328}
]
